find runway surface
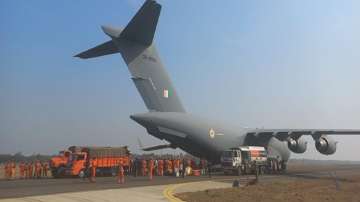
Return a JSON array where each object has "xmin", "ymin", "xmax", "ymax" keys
[
  {"xmin": 1, "ymin": 164, "xmax": 360, "ymax": 200},
  {"xmin": 0, "ymin": 175, "xmax": 238, "ymax": 199}
]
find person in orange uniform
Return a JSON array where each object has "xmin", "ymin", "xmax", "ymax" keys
[
  {"xmin": 19, "ymin": 161, "xmax": 25, "ymax": 179},
  {"xmin": 157, "ymin": 159, "xmax": 164, "ymax": 176},
  {"xmin": 141, "ymin": 159, "xmax": 147, "ymax": 176},
  {"xmin": 187, "ymin": 159, "xmax": 192, "ymax": 169},
  {"xmin": 174, "ymin": 158, "xmax": 180, "ymax": 177},
  {"xmin": 164, "ymin": 160, "xmax": 168, "ymax": 175},
  {"xmin": 27, "ymin": 162, "xmax": 32, "ymax": 179},
  {"xmin": 148, "ymin": 159, "xmax": 154, "ymax": 180},
  {"xmin": 23, "ymin": 162, "xmax": 28, "ymax": 179},
  {"xmin": 168, "ymin": 159, "xmax": 173, "ymax": 175},
  {"xmin": 42, "ymin": 162, "xmax": 48, "ymax": 177},
  {"xmin": 11, "ymin": 161, "xmax": 16, "ymax": 179},
  {"xmin": 4, "ymin": 162, "xmax": 9, "ymax": 180},
  {"xmin": 28, "ymin": 162, "xmax": 33, "ymax": 179},
  {"xmin": 165, "ymin": 159, "xmax": 170, "ymax": 175},
  {"xmin": 117, "ymin": 161, "xmax": 125, "ymax": 184},
  {"xmin": 90, "ymin": 158, "xmax": 97, "ymax": 182},
  {"xmin": 35, "ymin": 161, "xmax": 42, "ymax": 178}
]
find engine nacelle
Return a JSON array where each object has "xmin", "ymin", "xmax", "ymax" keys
[
  {"xmin": 315, "ymin": 136, "xmax": 337, "ymax": 155},
  {"xmin": 287, "ymin": 137, "xmax": 307, "ymax": 153}
]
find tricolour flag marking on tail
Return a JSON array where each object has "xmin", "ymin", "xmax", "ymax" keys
[{"xmin": 163, "ymin": 89, "xmax": 169, "ymax": 98}]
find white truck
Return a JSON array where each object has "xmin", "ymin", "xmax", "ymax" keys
[{"xmin": 220, "ymin": 146, "xmax": 268, "ymax": 175}]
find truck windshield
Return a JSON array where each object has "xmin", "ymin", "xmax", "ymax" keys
[
  {"xmin": 222, "ymin": 151, "xmax": 235, "ymax": 157},
  {"xmin": 260, "ymin": 151, "xmax": 267, "ymax": 157},
  {"xmin": 241, "ymin": 151, "xmax": 250, "ymax": 160},
  {"xmin": 71, "ymin": 154, "xmax": 85, "ymax": 161}
]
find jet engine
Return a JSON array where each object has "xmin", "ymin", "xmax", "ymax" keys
[
  {"xmin": 315, "ymin": 135, "xmax": 337, "ymax": 155},
  {"xmin": 287, "ymin": 137, "xmax": 307, "ymax": 153}
]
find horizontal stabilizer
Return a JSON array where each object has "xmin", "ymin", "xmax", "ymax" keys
[
  {"xmin": 120, "ymin": 0, "xmax": 161, "ymax": 46},
  {"xmin": 74, "ymin": 40, "xmax": 119, "ymax": 59}
]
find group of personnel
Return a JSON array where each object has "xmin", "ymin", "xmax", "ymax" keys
[
  {"xmin": 3, "ymin": 156, "xmax": 208, "ymax": 185},
  {"xmin": 3, "ymin": 160, "xmax": 49, "ymax": 180},
  {"xmin": 87, "ymin": 157, "xmax": 209, "ymax": 184},
  {"xmin": 130, "ymin": 158, "xmax": 208, "ymax": 178},
  {"xmin": 107, "ymin": 157, "xmax": 208, "ymax": 184}
]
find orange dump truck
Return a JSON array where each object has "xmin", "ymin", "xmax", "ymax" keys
[
  {"xmin": 50, "ymin": 150, "xmax": 71, "ymax": 177},
  {"xmin": 50, "ymin": 146, "xmax": 130, "ymax": 178}
]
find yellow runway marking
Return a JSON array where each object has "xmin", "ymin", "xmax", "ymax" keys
[{"xmin": 163, "ymin": 183, "xmax": 187, "ymax": 202}]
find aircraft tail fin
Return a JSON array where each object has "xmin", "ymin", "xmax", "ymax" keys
[
  {"xmin": 75, "ymin": 0, "xmax": 185, "ymax": 113},
  {"xmin": 120, "ymin": 0, "xmax": 160, "ymax": 46},
  {"xmin": 74, "ymin": 0, "xmax": 159, "ymax": 58}
]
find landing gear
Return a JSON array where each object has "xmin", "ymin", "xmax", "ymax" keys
[
  {"xmin": 237, "ymin": 166, "xmax": 242, "ymax": 176},
  {"xmin": 265, "ymin": 159, "xmax": 287, "ymax": 174},
  {"xmin": 280, "ymin": 161, "xmax": 287, "ymax": 173}
]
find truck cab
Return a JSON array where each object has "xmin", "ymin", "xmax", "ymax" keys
[
  {"xmin": 66, "ymin": 152, "xmax": 88, "ymax": 177},
  {"xmin": 50, "ymin": 150, "xmax": 71, "ymax": 178},
  {"xmin": 221, "ymin": 146, "xmax": 268, "ymax": 175}
]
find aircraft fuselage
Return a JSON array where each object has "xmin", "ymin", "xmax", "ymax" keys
[{"xmin": 130, "ymin": 112, "xmax": 290, "ymax": 163}]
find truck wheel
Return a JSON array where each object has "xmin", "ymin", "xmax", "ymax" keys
[
  {"xmin": 260, "ymin": 166, "xmax": 265, "ymax": 175},
  {"xmin": 51, "ymin": 169, "xmax": 58, "ymax": 178},
  {"xmin": 111, "ymin": 168, "xmax": 118, "ymax": 177},
  {"xmin": 55, "ymin": 167, "xmax": 66, "ymax": 178},
  {"xmin": 79, "ymin": 170, "xmax": 85, "ymax": 178}
]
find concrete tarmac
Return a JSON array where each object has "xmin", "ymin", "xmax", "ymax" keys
[
  {"xmin": 0, "ymin": 175, "xmax": 238, "ymax": 199},
  {"xmin": 0, "ymin": 175, "xmax": 246, "ymax": 202},
  {"xmin": 1, "ymin": 164, "xmax": 359, "ymax": 201},
  {"xmin": 0, "ymin": 180, "xmax": 235, "ymax": 202}
]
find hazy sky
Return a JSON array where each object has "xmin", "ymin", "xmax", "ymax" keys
[{"xmin": 1, "ymin": 0, "xmax": 360, "ymax": 160}]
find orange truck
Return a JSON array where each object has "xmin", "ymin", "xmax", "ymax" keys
[
  {"xmin": 50, "ymin": 150, "xmax": 71, "ymax": 177},
  {"xmin": 50, "ymin": 146, "xmax": 130, "ymax": 178}
]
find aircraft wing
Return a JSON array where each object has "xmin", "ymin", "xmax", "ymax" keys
[
  {"xmin": 140, "ymin": 144, "xmax": 174, "ymax": 151},
  {"xmin": 137, "ymin": 137, "xmax": 176, "ymax": 151},
  {"xmin": 246, "ymin": 129, "xmax": 360, "ymax": 141}
]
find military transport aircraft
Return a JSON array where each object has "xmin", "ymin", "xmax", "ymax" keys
[{"xmin": 75, "ymin": 0, "xmax": 360, "ymax": 167}]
